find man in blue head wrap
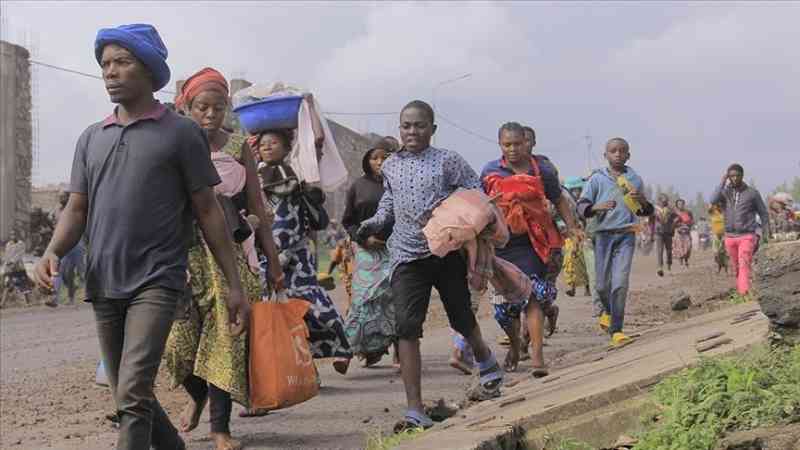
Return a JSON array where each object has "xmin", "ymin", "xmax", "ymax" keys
[
  {"xmin": 94, "ymin": 23, "xmax": 171, "ymax": 92},
  {"xmin": 33, "ymin": 24, "xmax": 250, "ymax": 450}
]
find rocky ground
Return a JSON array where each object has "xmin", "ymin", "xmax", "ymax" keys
[
  {"xmin": 716, "ymin": 423, "xmax": 800, "ymax": 450},
  {"xmin": 754, "ymin": 241, "xmax": 800, "ymax": 345},
  {"xmin": 0, "ymin": 248, "xmax": 740, "ymax": 450}
]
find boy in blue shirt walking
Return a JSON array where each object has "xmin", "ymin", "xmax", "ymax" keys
[{"xmin": 577, "ymin": 138, "xmax": 653, "ymax": 347}]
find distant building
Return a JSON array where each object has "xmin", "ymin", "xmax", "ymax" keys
[
  {"xmin": 325, "ymin": 120, "xmax": 380, "ymax": 221},
  {"xmin": 31, "ymin": 183, "xmax": 69, "ymax": 214},
  {"xmin": 0, "ymin": 40, "xmax": 32, "ymax": 243}
]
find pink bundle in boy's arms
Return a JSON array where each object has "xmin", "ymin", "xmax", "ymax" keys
[{"xmin": 423, "ymin": 189, "xmax": 507, "ymax": 257}]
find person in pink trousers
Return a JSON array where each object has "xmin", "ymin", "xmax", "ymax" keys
[{"xmin": 710, "ymin": 164, "xmax": 771, "ymax": 295}]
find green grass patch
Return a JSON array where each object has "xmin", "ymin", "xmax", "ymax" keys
[
  {"xmin": 633, "ymin": 344, "xmax": 800, "ymax": 450},
  {"xmin": 728, "ymin": 291, "xmax": 754, "ymax": 305},
  {"xmin": 364, "ymin": 428, "xmax": 426, "ymax": 450}
]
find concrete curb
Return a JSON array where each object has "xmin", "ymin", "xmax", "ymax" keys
[{"xmin": 397, "ymin": 303, "xmax": 769, "ymax": 450}]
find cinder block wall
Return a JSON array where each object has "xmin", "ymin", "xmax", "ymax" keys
[{"xmin": 0, "ymin": 40, "xmax": 32, "ymax": 243}]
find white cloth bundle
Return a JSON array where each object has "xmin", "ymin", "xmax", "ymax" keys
[{"xmin": 289, "ymin": 97, "xmax": 348, "ymax": 192}]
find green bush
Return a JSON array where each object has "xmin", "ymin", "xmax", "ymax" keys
[{"xmin": 634, "ymin": 345, "xmax": 800, "ymax": 450}]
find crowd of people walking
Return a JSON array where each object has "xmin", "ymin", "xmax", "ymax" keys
[{"xmin": 23, "ymin": 22, "xmax": 794, "ymax": 450}]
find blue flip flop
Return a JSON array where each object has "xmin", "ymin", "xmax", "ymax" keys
[{"xmin": 393, "ymin": 409, "xmax": 434, "ymax": 433}]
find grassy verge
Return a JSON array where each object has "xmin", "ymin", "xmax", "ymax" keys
[
  {"xmin": 728, "ymin": 290, "xmax": 755, "ymax": 305},
  {"xmin": 633, "ymin": 344, "xmax": 800, "ymax": 450},
  {"xmin": 364, "ymin": 428, "xmax": 426, "ymax": 450}
]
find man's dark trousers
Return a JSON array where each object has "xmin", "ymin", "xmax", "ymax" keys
[{"xmin": 93, "ymin": 287, "xmax": 183, "ymax": 450}]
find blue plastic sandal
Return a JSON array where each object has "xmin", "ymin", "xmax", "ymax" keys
[
  {"xmin": 477, "ymin": 354, "xmax": 504, "ymax": 394},
  {"xmin": 393, "ymin": 409, "xmax": 434, "ymax": 433}
]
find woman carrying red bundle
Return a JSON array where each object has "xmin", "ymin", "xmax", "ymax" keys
[{"xmin": 480, "ymin": 122, "xmax": 581, "ymax": 375}]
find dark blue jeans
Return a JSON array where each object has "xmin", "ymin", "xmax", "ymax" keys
[
  {"xmin": 594, "ymin": 232, "xmax": 636, "ymax": 334},
  {"xmin": 93, "ymin": 287, "xmax": 184, "ymax": 450}
]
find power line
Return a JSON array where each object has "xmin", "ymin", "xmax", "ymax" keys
[
  {"xmin": 438, "ymin": 108, "xmax": 589, "ymax": 151},
  {"xmin": 546, "ymin": 135, "xmax": 585, "ymax": 153},
  {"xmin": 30, "ymin": 59, "xmax": 103, "ymax": 81},
  {"xmin": 439, "ymin": 110, "xmax": 591, "ymax": 154},
  {"xmin": 30, "ymin": 59, "xmax": 177, "ymax": 95},
  {"xmin": 27, "ymin": 57, "xmax": 592, "ymax": 152},
  {"xmin": 436, "ymin": 111, "xmax": 496, "ymax": 144},
  {"xmin": 29, "ymin": 59, "xmax": 399, "ymax": 113}
]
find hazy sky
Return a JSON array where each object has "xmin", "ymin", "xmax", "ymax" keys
[{"xmin": 4, "ymin": 1, "xmax": 799, "ymax": 199}]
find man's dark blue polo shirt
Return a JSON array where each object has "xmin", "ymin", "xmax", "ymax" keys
[{"xmin": 69, "ymin": 102, "xmax": 220, "ymax": 300}]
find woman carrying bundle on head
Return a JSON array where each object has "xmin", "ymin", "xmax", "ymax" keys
[{"xmin": 252, "ymin": 127, "xmax": 354, "ymax": 376}]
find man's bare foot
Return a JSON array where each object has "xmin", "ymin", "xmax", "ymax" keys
[
  {"xmin": 179, "ymin": 397, "xmax": 207, "ymax": 432},
  {"xmin": 531, "ymin": 365, "xmax": 549, "ymax": 378},
  {"xmin": 503, "ymin": 347, "xmax": 520, "ymax": 372},
  {"xmin": 212, "ymin": 432, "xmax": 243, "ymax": 450},
  {"xmin": 448, "ymin": 348, "xmax": 473, "ymax": 375},
  {"xmin": 531, "ymin": 351, "xmax": 546, "ymax": 373}
]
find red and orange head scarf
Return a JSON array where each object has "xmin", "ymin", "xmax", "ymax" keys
[{"xmin": 176, "ymin": 67, "xmax": 229, "ymax": 111}]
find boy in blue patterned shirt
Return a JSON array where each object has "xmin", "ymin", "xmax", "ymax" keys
[{"xmin": 359, "ymin": 100, "xmax": 502, "ymax": 431}]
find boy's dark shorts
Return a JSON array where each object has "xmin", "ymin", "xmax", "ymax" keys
[{"xmin": 391, "ymin": 251, "xmax": 477, "ymax": 340}]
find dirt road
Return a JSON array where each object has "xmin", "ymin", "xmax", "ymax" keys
[{"xmin": 0, "ymin": 249, "xmax": 735, "ymax": 450}]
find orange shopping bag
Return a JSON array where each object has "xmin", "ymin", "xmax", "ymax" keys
[{"xmin": 249, "ymin": 292, "xmax": 319, "ymax": 410}]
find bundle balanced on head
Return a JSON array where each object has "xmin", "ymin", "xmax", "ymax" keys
[{"xmin": 248, "ymin": 99, "xmax": 355, "ymax": 379}]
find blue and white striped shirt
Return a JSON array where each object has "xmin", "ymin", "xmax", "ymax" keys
[{"xmin": 360, "ymin": 146, "xmax": 481, "ymax": 273}]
